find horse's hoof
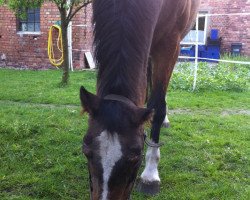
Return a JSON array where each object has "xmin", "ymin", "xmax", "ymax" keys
[
  {"xmin": 162, "ymin": 121, "xmax": 170, "ymax": 128},
  {"xmin": 136, "ymin": 179, "xmax": 160, "ymax": 196}
]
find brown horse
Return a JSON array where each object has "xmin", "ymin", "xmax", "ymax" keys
[{"xmin": 80, "ymin": 0, "xmax": 200, "ymax": 199}]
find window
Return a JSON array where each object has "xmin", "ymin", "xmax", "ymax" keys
[
  {"xmin": 181, "ymin": 11, "xmax": 208, "ymax": 45},
  {"xmin": 18, "ymin": 8, "xmax": 40, "ymax": 32}
]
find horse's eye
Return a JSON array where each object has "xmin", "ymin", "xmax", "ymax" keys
[
  {"xmin": 83, "ymin": 143, "xmax": 92, "ymax": 158},
  {"xmin": 127, "ymin": 147, "xmax": 142, "ymax": 161},
  {"xmin": 130, "ymin": 147, "xmax": 142, "ymax": 155}
]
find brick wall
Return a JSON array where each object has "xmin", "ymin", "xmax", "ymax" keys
[
  {"xmin": 71, "ymin": 4, "xmax": 93, "ymax": 69},
  {"xmin": 200, "ymin": 0, "xmax": 250, "ymax": 55},
  {"xmin": 0, "ymin": 2, "xmax": 93, "ymax": 69}
]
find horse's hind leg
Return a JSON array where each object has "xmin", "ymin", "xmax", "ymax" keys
[{"xmin": 137, "ymin": 36, "xmax": 180, "ymax": 195}]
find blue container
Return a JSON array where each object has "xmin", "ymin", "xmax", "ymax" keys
[
  {"xmin": 210, "ymin": 29, "xmax": 219, "ymax": 40},
  {"xmin": 198, "ymin": 45, "xmax": 206, "ymax": 52},
  {"xmin": 180, "ymin": 46, "xmax": 195, "ymax": 61},
  {"xmin": 207, "ymin": 45, "xmax": 220, "ymax": 51},
  {"xmin": 200, "ymin": 51, "xmax": 208, "ymax": 62},
  {"xmin": 181, "ymin": 49, "xmax": 191, "ymax": 55},
  {"xmin": 181, "ymin": 47, "xmax": 195, "ymax": 56},
  {"xmin": 231, "ymin": 43, "xmax": 242, "ymax": 56},
  {"xmin": 181, "ymin": 46, "xmax": 192, "ymax": 54},
  {"xmin": 200, "ymin": 50, "xmax": 220, "ymax": 62}
]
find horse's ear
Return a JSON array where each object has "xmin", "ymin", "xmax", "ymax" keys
[
  {"xmin": 133, "ymin": 108, "xmax": 154, "ymax": 126},
  {"xmin": 80, "ymin": 86, "xmax": 100, "ymax": 115}
]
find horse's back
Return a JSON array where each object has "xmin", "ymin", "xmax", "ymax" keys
[{"xmin": 152, "ymin": 0, "xmax": 200, "ymax": 45}]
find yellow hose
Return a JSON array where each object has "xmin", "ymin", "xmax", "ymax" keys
[{"xmin": 48, "ymin": 25, "xmax": 64, "ymax": 66}]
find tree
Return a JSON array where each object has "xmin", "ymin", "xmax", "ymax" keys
[{"xmin": 0, "ymin": 0, "xmax": 92, "ymax": 85}]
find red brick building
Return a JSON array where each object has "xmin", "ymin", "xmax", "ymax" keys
[
  {"xmin": 199, "ymin": 0, "xmax": 250, "ymax": 56},
  {"xmin": 0, "ymin": 2, "xmax": 92, "ymax": 69},
  {"xmin": 0, "ymin": 1, "xmax": 249, "ymax": 69}
]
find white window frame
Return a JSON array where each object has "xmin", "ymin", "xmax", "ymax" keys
[
  {"xmin": 181, "ymin": 12, "xmax": 208, "ymax": 45},
  {"xmin": 17, "ymin": 8, "xmax": 41, "ymax": 35}
]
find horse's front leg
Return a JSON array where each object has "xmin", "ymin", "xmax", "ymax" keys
[
  {"xmin": 137, "ymin": 145, "xmax": 161, "ymax": 195},
  {"xmin": 137, "ymin": 85, "xmax": 165, "ymax": 195},
  {"xmin": 137, "ymin": 36, "xmax": 180, "ymax": 195}
]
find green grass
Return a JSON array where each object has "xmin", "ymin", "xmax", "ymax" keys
[
  {"xmin": 0, "ymin": 69, "xmax": 96, "ymax": 105},
  {"xmin": 0, "ymin": 68, "xmax": 249, "ymax": 199},
  {"xmin": 0, "ymin": 101, "xmax": 90, "ymax": 199},
  {"xmin": 171, "ymin": 59, "xmax": 249, "ymax": 92}
]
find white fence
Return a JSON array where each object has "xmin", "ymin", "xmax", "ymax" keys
[{"xmin": 67, "ymin": 12, "xmax": 250, "ymax": 89}]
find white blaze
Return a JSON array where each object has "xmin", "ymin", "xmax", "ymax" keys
[
  {"xmin": 97, "ymin": 130, "xmax": 122, "ymax": 200},
  {"xmin": 140, "ymin": 146, "xmax": 160, "ymax": 182}
]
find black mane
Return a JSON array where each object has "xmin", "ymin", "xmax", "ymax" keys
[{"xmin": 92, "ymin": 0, "xmax": 152, "ymax": 100}]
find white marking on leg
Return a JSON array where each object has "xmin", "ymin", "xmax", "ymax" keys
[
  {"xmin": 162, "ymin": 114, "xmax": 170, "ymax": 128},
  {"xmin": 97, "ymin": 130, "xmax": 122, "ymax": 200},
  {"xmin": 140, "ymin": 145, "xmax": 160, "ymax": 182}
]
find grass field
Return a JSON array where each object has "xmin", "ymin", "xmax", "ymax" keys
[{"xmin": 0, "ymin": 68, "xmax": 249, "ymax": 200}]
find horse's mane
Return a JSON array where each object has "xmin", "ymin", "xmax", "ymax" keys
[{"xmin": 93, "ymin": 0, "xmax": 151, "ymax": 99}]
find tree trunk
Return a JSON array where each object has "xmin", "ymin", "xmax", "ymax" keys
[{"xmin": 60, "ymin": 9, "xmax": 70, "ymax": 86}]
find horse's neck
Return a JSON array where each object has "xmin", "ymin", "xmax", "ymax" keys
[{"xmin": 93, "ymin": 0, "xmax": 156, "ymax": 106}]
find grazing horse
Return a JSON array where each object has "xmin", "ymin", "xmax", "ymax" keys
[{"xmin": 80, "ymin": 0, "xmax": 200, "ymax": 199}]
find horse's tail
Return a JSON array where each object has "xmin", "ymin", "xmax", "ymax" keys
[{"xmin": 146, "ymin": 57, "xmax": 152, "ymax": 103}]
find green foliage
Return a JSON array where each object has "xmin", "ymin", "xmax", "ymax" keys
[
  {"xmin": 0, "ymin": 0, "xmax": 92, "ymax": 11},
  {"xmin": 170, "ymin": 57, "xmax": 250, "ymax": 92},
  {"xmin": 0, "ymin": 0, "xmax": 43, "ymax": 19}
]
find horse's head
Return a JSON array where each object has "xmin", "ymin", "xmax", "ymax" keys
[{"xmin": 80, "ymin": 86, "xmax": 153, "ymax": 200}]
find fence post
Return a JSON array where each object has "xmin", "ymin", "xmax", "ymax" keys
[
  {"xmin": 67, "ymin": 0, "xmax": 73, "ymax": 71},
  {"xmin": 193, "ymin": 15, "xmax": 199, "ymax": 91}
]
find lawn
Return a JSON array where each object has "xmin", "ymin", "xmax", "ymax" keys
[{"xmin": 0, "ymin": 68, "xmax": 249, "ymax": 200}]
